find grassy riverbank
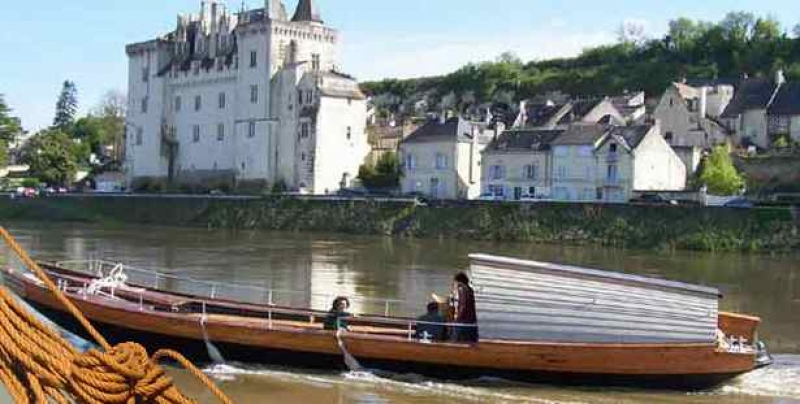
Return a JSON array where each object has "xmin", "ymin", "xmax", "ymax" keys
[{"xmin": 0, "ymin": 195, "xmax": 797, "ymax": 253}]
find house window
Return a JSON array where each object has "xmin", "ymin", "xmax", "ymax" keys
[
  {"xmin": 248, "ymin": 122, "xmax": 256, "ymax": 138},
  {"xmin": 490, "ymin": 165, "xmax": 505, "ymax": 180},
  {"xmin": 557, "ymin": 166, "xmax": 568, "ymax": 179},
  {"xmin": 250, "ymin": 85, "xmax": 259, "ymax": 104},
  {"xmin": 142, "ymin": 67, "xmax": 149, "ymax": 82},
  {"xmin": 665, "ymin": 132, "xmax": 674, "ymax": 142},
  {"xmin": 311, "ymin": 53, "xmax": 321, "ymax": 70},
  {"xmin": 609, "ymin": 143, "xmax": 618, "ymax": 153},
  {"xmin": 346, "ymin": 126, "xmax": 352, "ymax": 140},
  {"xmin": 596, "ymin": 187, "xmax": 604, "ymax": 201},
  {"xmin": 404, "ymin": 153, "xmax": 416, "ymax": 170},
  {"xmin": 528, "ymin": 186, "xmax": 537, "ymax": 196},
  {"xmin": 192, "ymin": 125, "xmax": 200, "ymax": 143},
  {"xmin": 488, "ymin": 185, "xmax": 505, "ymax": 197},
  {"xmin": 175, "ymin": 96, "xmax": 182, "ymax": 112},
  {"xmin": 301, "ymin": 122, "xmax": 310, "ymax": 139},
  {"xmin": 607, "ymin": 165, "xmax": 618, "ymax": 182},
  {"xmin": 250, "ymin": 51, "xmax": 257, "ymax": 68},
  {"xmin": 194, "ymin": 95, "xmax": 202, "ymax": 111},
  {"xmin": 217, "ymin": 123, "xmax": 225, "ymax": 141},
  {"xmin": 524, "ymin": 164, "xmax": 538, "ymax": 180},
  {"xmin": 306, "ymin": 90, "xmax": 313, "ymax": 104},
  {"xmin": 219, "ymin": 92, "xmax": 226, "ymax": 109},
  {"xmin": 135, "ymin": 128, "xmax": 143, "ymax": 146},
  {"xmin": 669, "ymin": 98, "xmax": 674, "ymax": 107},
  {"xmin": 141, "ymin": 97, "xmax": 148, "ymax": 114},
  {"xmin": 436, "ymin": 153, "xmax": 449, "ymax": 170},
  {"xmin": 297, "ymin": 89, "xmax": 303, "ymax": 105}
]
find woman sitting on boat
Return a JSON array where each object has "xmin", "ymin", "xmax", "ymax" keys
[
  {"xmin": 324, "ymin": 296, "xmax": 352, "ymax": 331},
  {"xmin": 451, "ymin": 272, "xmax": 479, "ymax": 343}
]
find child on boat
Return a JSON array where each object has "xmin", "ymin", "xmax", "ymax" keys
[{"xmin": 415, "ymin": 301, "xmax": 446, "ymax": 342}]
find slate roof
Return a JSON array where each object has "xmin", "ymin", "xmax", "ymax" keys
[
  {"xmin": 721, "ymin": 78, "xmax": 779, "ymax": 118},
  {"xmin": 402, "ymin": 117, "xmax": 488, "ymax": 144},
  {"xmin": 768, "ymin": 82, "xmax": 800, "ymax": 116},
  {"xmin": 292, "ymin": 0, "xmax": 323, "ymax": 23},
  {"xmin": 606, "ymin": 125, "xmax": 653, "ymax": 150},
  {"xmin": 523, "ymin": 103, "xmax": 568, "ymax": 127},
  {"xmin": 550, "ymin": 124, "xmax": 608, "ymax": 146},
  {"xmin": 557, "ymin": 99, "xmax": 605, "ymax": 125},
  {"xmin": 485, "ymin": 129, "xmax": 565, "ymax": 153}
]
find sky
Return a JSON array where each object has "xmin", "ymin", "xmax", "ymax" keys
[{"xmin": 1, "ymin": 0, "xmax": 799, "ymax": 132}]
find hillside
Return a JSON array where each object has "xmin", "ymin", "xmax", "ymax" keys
[{"xmin": 361, "ymin": 13, "xmax": 800, "ymax": 118}]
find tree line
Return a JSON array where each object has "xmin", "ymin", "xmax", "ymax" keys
[
  {"xmin": 0, "ymin": 82, "xmax": 126, "ymax": 187},
  {"xmin": 361, "ymin": 12, "xmax": 800, "ymax": 120}
]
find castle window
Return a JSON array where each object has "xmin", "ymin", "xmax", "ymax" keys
[
  {"xmin": 192, "ymin": 125, "xmax": 200, "ymax": 143},
  {"xmin": 311, "ymin": 54, "xmax": 321, "ymax": 71},
  {"xmin": 217, "ymin": 124, "xmax": 225, "ymax": 142},
  {"xmin": 135, "ymin": 128, "xmax": 143, "ymax": 146},
  {"xmin": 194, "ymin": 95, "xmax": 202, "ymax": 111},
  {"xmin": 141, "ymin": 97, "xmax": 148, "ymax": 114},
  {"xmin": 250, "ymin": 85, "xmax": 259, "ymax": 104},
  {"xmin": 250, "ymin": 51, "xmax": 257, "ymax": 68},
  {"xmin": 175, "ymin": 96, "xmax": 182, "ymax": 112},
  {"xmin": 248, "ymin": 122, "xmax": 256, "ymax": 138},
  {"xmin": 218, "ymin": 92, "xmax": 226, "ymax": 109},
  {"xmin": 346, "ymin": 126, "xmax": 352, "ymax": 140}
]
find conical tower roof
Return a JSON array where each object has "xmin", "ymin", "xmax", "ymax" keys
[{"xmin": 291, "ymin": 0, "xmax": 323, "ymax": 23}]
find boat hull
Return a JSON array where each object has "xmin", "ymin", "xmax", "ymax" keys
[{"xmin": 8, "ymin": 272, "xmax": 758, "ymax": 391}]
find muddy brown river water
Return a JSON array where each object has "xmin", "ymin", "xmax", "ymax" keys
[{"xmin": 1, "ymin": 221, "xmax": 799, "ymax": 403}]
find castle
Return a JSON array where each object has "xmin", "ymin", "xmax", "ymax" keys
[{"xmin": 125, "ymin": 0, "xmax": 369, "ymax": 193}]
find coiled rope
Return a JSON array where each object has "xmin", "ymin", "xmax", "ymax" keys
[{"xmin": 0, "ymin": 227, "xmax": 233, "ymax": 404}]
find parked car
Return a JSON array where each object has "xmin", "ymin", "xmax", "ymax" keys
[
  {"xmin": 630, "ymin": 194, "xmax": 677, "ymax": 206},
  {"xmin": 723, "ymin": 198, "xmax": 755, "ymax": 209},
  {"xmin": 477, "ymin": 193, "xmax": 505, "ymax": 202}
]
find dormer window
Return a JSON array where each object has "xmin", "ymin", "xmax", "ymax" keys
[{"xmin": 610, "ymin": 143, "xmax": 618, "ymax": 153}]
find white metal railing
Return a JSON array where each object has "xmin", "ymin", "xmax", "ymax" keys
[{"xmin": 53, "ymin": 259, "xmax": 417, "ymax": 317}]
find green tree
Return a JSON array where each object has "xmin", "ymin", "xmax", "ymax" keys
[
  {"xmin": 20, "ymin": 130, "xmax": 79, "ymax": 186},
  {"xmin": 53, "ymin": 80, "xmax": 79, "ymax": 130},
  {"xmin": 699, "ymin": 147, "xmax": 745, "ymax": 195},
  {"xmin": 358, "ymin": 152, "xmax": 402, "ymax": 190},
  {"xmin": 0, "ymin": 141, "xmax": 7, "ymax": 167},
  {"xmin": 0, "ymin": 94, "xmax": 22, "ymax": 144}
]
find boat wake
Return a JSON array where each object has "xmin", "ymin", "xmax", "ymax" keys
[{"xmin": 714, "ymin": 354, "xmax": 800, "ymax": 399}]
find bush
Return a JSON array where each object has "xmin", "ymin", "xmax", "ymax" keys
[{"xmin": 699, "ymin": 146, "xmax": 745, "ymax": 195}]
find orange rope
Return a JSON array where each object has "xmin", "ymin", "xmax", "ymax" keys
[{"xmin": 0, "ymin": 227, "xmax": 233, "ymax": 404}]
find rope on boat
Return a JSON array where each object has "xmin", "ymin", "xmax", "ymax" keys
[{"xmin": 0, "ymin": 227, "xmax": 233, "ymax": 404}]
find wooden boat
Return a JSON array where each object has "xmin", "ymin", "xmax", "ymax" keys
[{"xmin": 1, "ymin": 255, "xmax": 772, "ymax": 390}]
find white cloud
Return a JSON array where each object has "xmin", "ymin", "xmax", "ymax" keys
[{"xmin": 340, "ymin": 28, "xmax": 616, "ymax": 81}]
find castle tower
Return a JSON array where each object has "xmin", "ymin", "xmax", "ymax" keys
[{"xmin": 292, "ymin": 0, "xmax": 322, "ymax": 23}]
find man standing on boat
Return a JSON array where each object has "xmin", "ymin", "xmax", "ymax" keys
[{"xmin": 451, "ymin": 273, "xmax": 479, "ymax": 343}]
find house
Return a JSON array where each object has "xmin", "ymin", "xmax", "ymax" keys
[
  {"xmin": 365, "ymin": 121, "xmax": 418, "ymax": 165},
  {"xmin": 610, "ymin": 91, "xmax": 647, "ymax": 123},
  {"xmin": 653, "ymin": 82, "xmax": 732, "ymax": 148},
  {"xmin": 481, "ymin": 129, "xmax": 564, "ymax": 200},
  {"xmin": 399, "ymin": 117, "xmax": 493, "ymax": 199},
  {"xmin": 767, "ymin": 81, "xmax": 800, "ymax": 144},
  {"xmin": 721, "ymin": 71, "xmax": 790, "ymax": 149},
  {"xmin": 513, "ymin": 96, "xmax": 626, "ymax": 129},
  {"xmin": 125, "ymin": 0, "xmax": 370, "ymax": 194},
  {"xmin": 550, "ymin": 123, "xmax": 686, "ymax": 203}
]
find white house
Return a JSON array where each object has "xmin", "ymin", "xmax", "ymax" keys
[
  {"xmin": 550, "ymin": 123, "xmax": 686, "ymax": 203},
  {"xmin": 481, "ymin": 129, "xmax": 564, "ymax": 200},
  {"xmin": 653, "ymin": 82, "xmax": 732, "ymax": 148},
  {"xmin": 399, "ymin": 117, "xmax": 493, "ymax": 200},
  {"xmin": 125, "ymin": 0, "xmax": 369, "ymax": 193}
]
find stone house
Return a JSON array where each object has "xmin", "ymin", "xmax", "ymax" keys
[
  {"xmin": 550, "ymin": 123, "xmax": 686, "ymax": 203},
  {"xmin": 399, "ymin": 117, "xmax": 493, "ymax": 199},
  {"xmin": 481, "ymin": 129, "xmax": 564, "ymax": 200},
  {"xmin": 720, "ymin": 71, "xmax": 797, "ymax": 149},
  {"xmin": 653, "ymin": 82, "xmax": 732, "ymax": 148}
]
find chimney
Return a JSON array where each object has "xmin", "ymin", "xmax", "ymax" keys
[{"xmin": 698, "ymin": 86, "xmax": 708, "ymax": 119}]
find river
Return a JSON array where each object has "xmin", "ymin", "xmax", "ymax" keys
[{"xmin": 1, "ymin": 221, "xmax": 799, "ymax": 403}]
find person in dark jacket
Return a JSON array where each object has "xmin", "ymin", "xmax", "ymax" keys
[
  {"xmin": 451, "ymin": 272, "xmax": 478, "ymax": 343},
  {"xmin": 415, "ymin": 302, "xmax": 446, "ymax": 341},
  {"xmin": 323, "ymin": 296, "xmax": 351, "ymax": 331}
]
